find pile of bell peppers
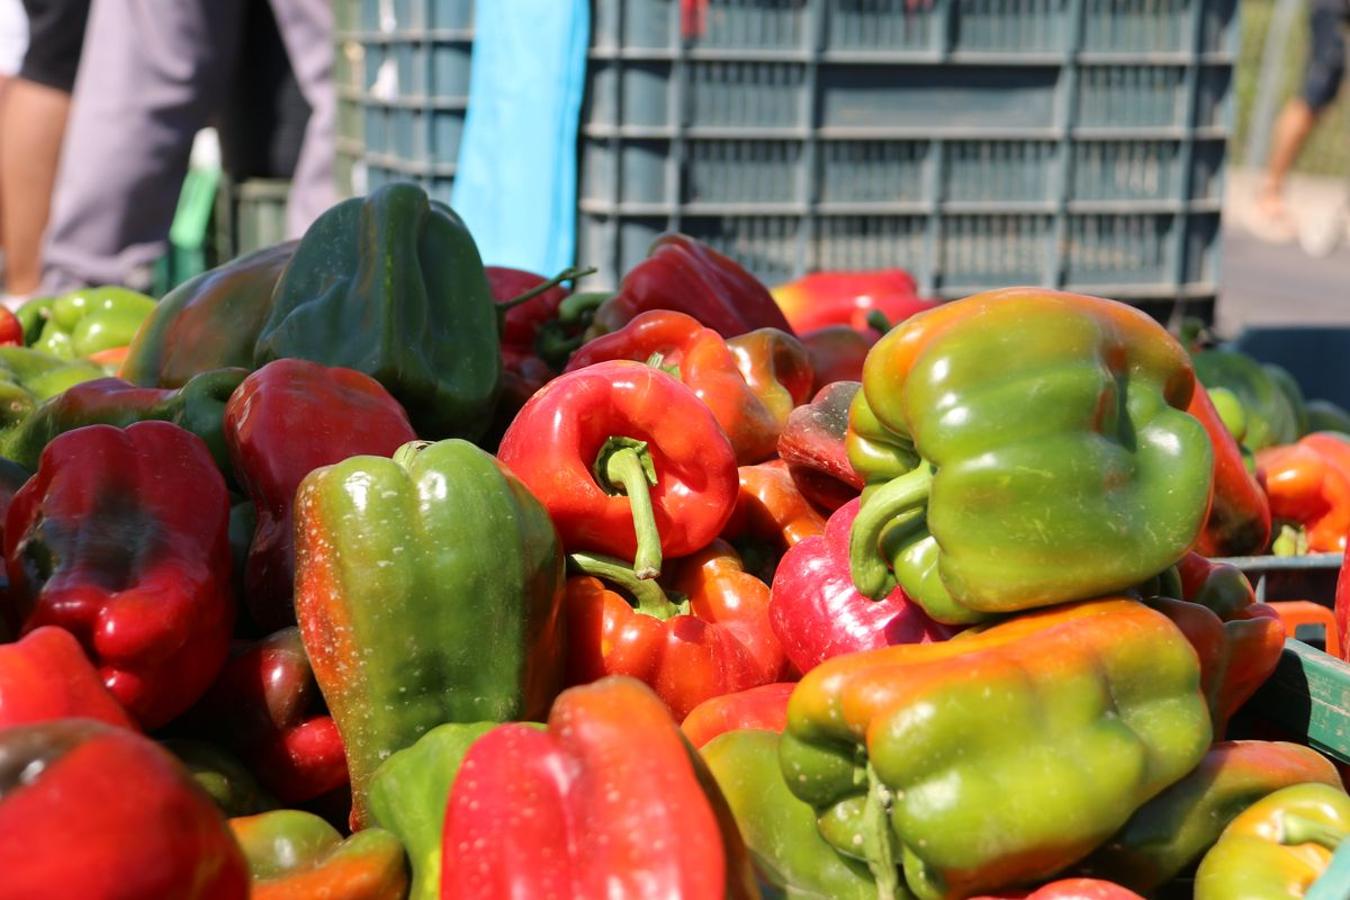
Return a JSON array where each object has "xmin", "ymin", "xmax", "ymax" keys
[{"xmin": 0, "ymin": 182, "xmax": 1347, "ymax": 900}]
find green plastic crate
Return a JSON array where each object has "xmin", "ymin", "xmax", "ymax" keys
[
  {"xmin": 214, "ymin": 178, "xmax": 291, "ymax": 262},
  {"xmin": 1244, "ymin": 639, "xmax": 1350, "ymax": 765}
]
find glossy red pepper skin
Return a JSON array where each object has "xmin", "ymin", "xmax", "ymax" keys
[
  {"xmin": 0, "ymin": 718, "xmax": 249, "ymax": 900},
  {"xmin": 489, "ymin": 266, "xmax": 570, "ymax": 350},
  {"xmin": 681, "ymin": 682, "xmax": 794, "ymax": 749},
  {"xmin": 0, "ymin": 306, "xmax": 23, "ymax": 346},
  {"xmin": 498, "ymin": 361, "xmax": 739, "ymax": 567},
  {"xmin": 0, "ymin": 626, "xmax": 136, "ymax": 729},
  {"xmin": 225, "ymin": 359, "xmax": 417, "ymax": 631},
  {"xmin": 593, "ymin": 234, "xmax": 793, "ymax": 338},
  {"xmin": 970, "ymin": 879, "xmax": 1145, "ymax": 900},
  {"xmin": 800, "ymin": 326, "xmax": 877, "ymax": 391},
  {"xmin": 722, "ymin": 461, "xmax": 827, "ymax": 584},
  {"xmin": 770, "ymin": 497, "xmax": 952, "ymax": 673},
  {"xmin": 568, "ymin": 311, "xmax": 809, "ymax": 463},
  {"xmin": 191, "ymin": 628, "xmax": 348, "ymax": 805},
  {"xmin": 441, "ymin": 676, "xmax": 759, "ymax": 900},
  {"xmin": 777, "ymin": 381, "xmax": 865, "ymax": 512},
  {"xmin": 1337, "ymin": 546, "xmax": 1350, "ymax": 663},
  {"xmin": 3, "ymin": 421, "xmax": 233, "ymax": 728},
  {"xmin": 1257, "ymin": 433, "xmax": 1350, "ymax": 552},
  {"xmin": 1188, "ymin": 386, "xmax": 1272, "ymax": 556},
  {"xmin": 770, "ymin": 269, "xmax": 933, "ymax": 335}
]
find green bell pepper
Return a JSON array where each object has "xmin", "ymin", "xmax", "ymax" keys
[
  {"xmin": 230, "ymin": 809, "xmax": 408, "ymax": 900},
  {"xmin": 0, "ymin": 368, "xmax": 245, "ymax": 471},
  {"xmin": 702, "ymin": 729, "xmax": 877, "ymax": 900},
  {"xmin": 0, "ymin": 346, "xmax": 105, "ymax": 433},
  {"xmin": 30, "ymin": 287, "xmax": 157, "ymax": 359},
  {"xmin": 368, "ymin": 721, "xmax": 542, "ymax": 900},
  {"xmin": 778, "ymin": 598, "xmax": 1212, "ymax": 900},
  {"xmin": 121, "ymin": 241, "xmax": 295, "ymax": 388},
  {"xmin": 163, "ymin": 739, "xmax": 278, "ymax": 817},
  {"xmin": 1305, "ymin": 399, "xmax": 1350, "ymax": 436},
  {"xmin": 1077, "ymin": 740, "xmax": 1342, "ymax": 891},
  {"xmin": 255, "ymin": 183, "xmax": 501, "ymax": 440},
  {"xmin": 848, "ymin": 288, "xmax": 1213, "ymax": 623},
  {"xmin": 293, "ymin": 438, "xmax": 566, "ymax": 829},
  {"xmin": 1193, "ymin": 349, "xmax": 1304, "ymax": 451}
]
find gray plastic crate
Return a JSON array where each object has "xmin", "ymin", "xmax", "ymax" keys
[
  {"xmin": 578, "ymin": 0, "xmax": 1237, "ymax": 316},
  {"xmin": 333, "ymin": 0, "xmax": 474, "ymax": 204}
]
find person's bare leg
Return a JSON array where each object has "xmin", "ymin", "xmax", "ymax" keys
[
  {"xmin": 1258, "ymin": 98, "xmax": 1318, "ymax": 229},
  {"xmin": 0, "ymin": 77, "xmax": 67, "ymax": 294}
]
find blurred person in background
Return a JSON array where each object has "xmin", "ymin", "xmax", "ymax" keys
[
  {"xmin": 0, "ymin": 0, "xmax": 26, "ymax": 293},
  {"xmin": 1256, "ymin": 0, "xmax": 1350, "ymax": 240},
  {"xmin": 39, "ymin": 0, "xmax": 335, "ymax": 293},
  {"xmin": 0, "ymin": 0, "xmax": 89, "ymax": 304}
]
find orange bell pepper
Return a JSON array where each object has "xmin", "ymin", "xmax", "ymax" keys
[{"xmin": 1258, "ymin": 433, "xmax": 1350, "ymax": 552}]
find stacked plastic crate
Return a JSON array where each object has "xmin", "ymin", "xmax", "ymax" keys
[
  {"xmin": 578, "ymin": 0, "xmax": 1237, "ymax": 319},
  {"xmin": 334, "ymin": 0, "xmax": 475, "ymax": 204}
]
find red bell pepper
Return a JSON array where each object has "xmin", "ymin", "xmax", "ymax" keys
[
  {"xmin": 592, "ymin": 233, "xmax": 794, "ymax": 338},
  {"xmin": 498, "ymin": 360, "xmax": 738, "ymax": 578},
  {"xmin": 770, "ymin": 497, "xmax": 953, "ymax": 673},
  {"xmin": 441, "ymin": 676, "xmax": 758, "ymax": 899},
  {"xmin": 225, "ymin": 358, "xmax": 417, "ymax": 631},
  {"xmin": 0, "ymin": 718, "xmax": 249, "ymax": 899},
  {"xmin": 681, "ymin": 682, "xmax": 794, "ymax": 749},
  {"xmin": 567, "ymin": 311, "xmax": 810, "ymax": 463},
  {"xmin": 1188, "ymin": 385, "xmax": 1272, "ymax": 556},
  {"xmin": 3, "ymin": 421, "xmax": 233, "ymax": 728},
  {"xmin": 487, "ymin": 266, "xmax": 574, "ymax": 433},
  {"xmin": 564, "ymin": 540, "xmax": 788, "ymax": 720},
  {"xmin": 970, "ymin": 879, "xmax": 1145, "ymax": 900},
  {"xmin": 0, "ymin": 626, "xmax": 136, "ymax": 729},
  {"xmin": 1337, "ymin": 544, "xmax": 1350, "ymax": 663},
  {"xmin": 1257, "ymin": 433, "xmax": 1350, "ymax": 552},
  {"xmin": 191, "ymin": 627, "xmax": 348, "ymax": 805},
  {"xmin": 770, "ymin": 269, "xmax": 934, "ymax": 335},
  {"xmin": 799, "ymin": 325, "xmax": 877, "ymax": 391},
  {"xmin": 777, "ymin": 380, "xmax": 866, "ymax": 512},
  {"xmin": 0, "ymin": 306, "xmax": 22, "ymax": 346}
]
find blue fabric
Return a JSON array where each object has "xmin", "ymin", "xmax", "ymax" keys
[{"xmin": 451, "ymin": 0, "xmax": 589, "ymax": 274}]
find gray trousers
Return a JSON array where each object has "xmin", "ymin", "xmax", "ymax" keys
[{"xmin": 41, "ymin": 0, "xmax": 335, "ymax": 291}]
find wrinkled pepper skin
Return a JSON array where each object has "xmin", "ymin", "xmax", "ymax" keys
[
  {"xmin": 1258, "ymin": 433, "xmax": 1350, "ymax": 552},
  {"xmin": 780, "ymin": 598, "xmax": 1212, "ymax": 900},
  {"xmin": 681, "ymin": 682, "xmax": 794, "ymax": 749},
  {"xmin": 567, "ymin": 311, "xmax": 810, "ymax": 463},
  {"xmin": 0, "ymin": 626, "xmax": 137, "ymax": 730},
  {"xmin": 231, "ymin": 809, "xmax": 407, "ymax": 900},
  {"xmin": 294, "ymin": 438, "xmax": 565, "ymax": 828},
  {"xmin": 771, "ymin": 269, "xmax": 932, "ymax": 335},
  {"xmin": 498, "ymin": 361, "xmax": 739, "ymax": 578},
  {"xmin": 1078, "ymin": 740, "xmax": 1342, "ymax": 891},
  {"xmin": 368, "ymin": 721, "xmax": 505, "ymax": 900},
  {"xmin": 122, "ymin": 241, "xmax": 296, "ymax": 387},
  {"xmin": 1195, "ymin": 783, "xmax": 1350, "ymax": 900},
  {"xmin": 3, "ymin": 422, "xmax": 234, "ymax": 728},
  {"xmin": 1189, "ymin": 382, "xmax": 1273, "ymax": 556},
  {"xmin": 225, "ymin": 359, "xmax": 417, "ymax": 630},
  {"xmin": 0, "ymin": 719, "xmax": 248, "ymax": 900},
  {"xmin": 0, "ymin": 368, "xmax": 246, "ymax": 472},
  {"xmin": 256, "ymin": 183, "xmax": 500, "ymax": 440},
  {"xmin": 593, "ymin": 233, "xmax": 793, "ymax": 338},
  {"xmin": 31, "ymin": 286, "xmax": 157, "ymax": 360},
  {"xmin": 441, "ymin": 676, "xmax": 759, "ymax": 900},
  {"xmin": 849, "ymin": 288, "xmax": 1212, "ymax": 621},
  {"xmin": 191, "ymin": 628, "xmax": 348, "ymax": 805},
  {"xmin": 702, "ymin": 729, "xmax": 877, "ymax": 900},
  {"xmin": 778, "ymin": 380, "xmax": 866, "ymax": 512},
  {"xmin": 565, "ymin": 541, "xmax": 789, "ymax": 720},
  {"xmin": 770, "ymin": 498, "xmax": 952, "ymax": 674},
  {"xmin": 1193, "ymin": 349, "xmax": 1304, "ymax": 452}
]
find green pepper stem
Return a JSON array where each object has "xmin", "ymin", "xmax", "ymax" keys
[
  {"xmin": 392, "ymin": 440, "xmax": 434, "ymax": 469},
  {"xmin": 595, "ymin": 439, "xmax": 663, "ymax": 580},
  {"xmin": 557, "ymin": 290, "xmax": 611, "ymax": 323},
  {"xmin": 863, "ymin": 763, "xmax": 903, "ymax": 900},
  {"xmin": 1281, "ymin": 814, "xmax": 1346, "ymax": 851},
  {"xmin": 866, "ymin": 310, "xmax": 893, "ymax": 334},
  {"xmin": 496, "ymin": 266, "xmax": 598, "ymax": 312},
  {"xmin": 849, "ymin": 464, "xmax": 933, "ymax": 600},
  {"xmin": 566, "ymin": 552, "xmax": 684, "ymax": 620}
]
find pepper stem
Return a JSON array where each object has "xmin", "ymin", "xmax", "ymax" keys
[
  {"xmin": 1281, "ymin": 814, "xmax": 1346, "ymax": 851},
  {"xmin": 496, "ymin": 266, "xmax": 598, "ymax": 312},
  {"xmin": 392, "ymin": 440, "xmax": 434, "ymax": 469},
  {"xmin": 863, "ymin": 763, "xmax": 903, "ymax": 900},
  {"xmin": 593, "ymin": 437, "xmax": 663, "ymax": 579},
  {"xmin": 566, "ymin": 552, "xmax": 685, "ymax": 619},
  {"xmin": 866, "ymin": 310, "xmax": 893, "ymax": 334},
  {"xmin": 849, "ymin": 463, "xmax": 933, "ymax": 600}
]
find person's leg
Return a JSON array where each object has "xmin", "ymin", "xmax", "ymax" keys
[
  {"xmin": 267, "ymin": 0, "xmax": 336, "ymax": 239},
  {"xmin": 1, "ymin": 0, "xmax": 88, "ymax": 295},
  {"xmin": 1257, "ymin": 0, "xmax": 1347, "ymax": 234},
  {"xmin": 41, "ymin": 0, "xmax": 243, "ymax": 291}
]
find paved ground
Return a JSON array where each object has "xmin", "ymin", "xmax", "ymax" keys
[{"xmin": 1217, "ymin": 167, "xmax": 1350, "ymax": 334}]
